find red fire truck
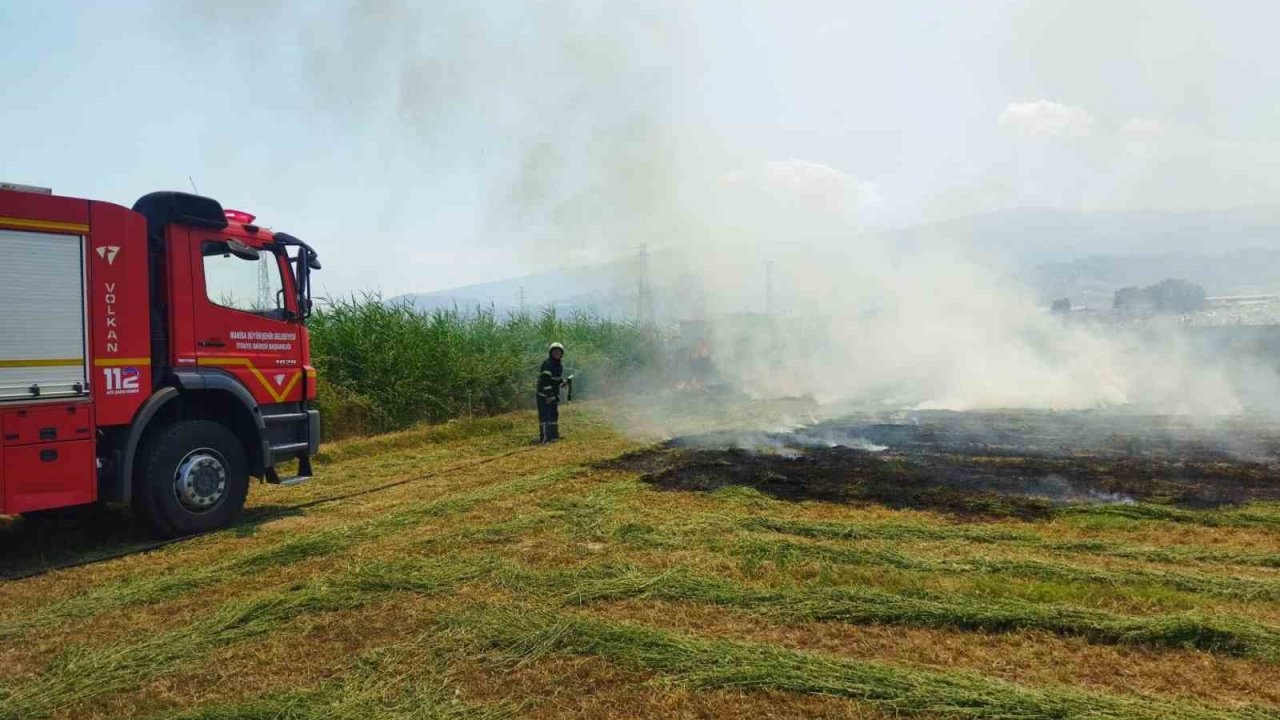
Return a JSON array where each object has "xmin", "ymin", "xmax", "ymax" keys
[{"xmin": 0, "ymin": 183, "xmax": 321, "ymax": 537}]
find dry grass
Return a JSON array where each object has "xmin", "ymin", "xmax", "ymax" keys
[
  {"xmin": 575, "ymin": 599, "xmax": 1280, "ymax": 707},
  {"xmin": 3, "ymin": 403, "xmax": 1279, "ymax": 719}
]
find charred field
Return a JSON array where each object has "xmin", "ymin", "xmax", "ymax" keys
[{"xmin": 612, "ymin": 410, "xmax": 1280, "ymax": 519}]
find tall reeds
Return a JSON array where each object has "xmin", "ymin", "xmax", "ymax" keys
[{"xmin": 309, "ymin": 296, "xmax": 656, "ymax": 437}]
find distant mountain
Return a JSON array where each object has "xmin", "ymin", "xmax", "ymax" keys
[
  {"xmin": 393, "ymin": 260, "xmax": 638, "ymax": 317},
  {"xmin": 887, "ymin": 205, "xmax": 1280, "ymax": 266},
  {"xmin": 394, "ymin": 205, "xmax": 1280, "ymax": 317},
  {"xmin": 1030, "ymin": 249, "xmax": 1280, "ymax": 308}
]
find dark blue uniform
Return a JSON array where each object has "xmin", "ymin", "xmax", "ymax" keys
[{"xmin": 536, "ymin": 356, "xmax": 563, "ymax": 442}]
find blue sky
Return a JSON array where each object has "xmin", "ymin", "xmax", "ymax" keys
[{"xmin": 3, "ymin": 1, "xmax": 1278, "ymax": 297}]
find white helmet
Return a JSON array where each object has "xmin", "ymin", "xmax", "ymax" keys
[{"xmin": 549, "ymin": 342, "xmax": 565, "ymax": 353}]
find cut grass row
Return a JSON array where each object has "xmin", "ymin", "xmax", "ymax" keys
[
  {"xmin": 734, "ymin": 537, "xmax": 1280, "ymax": 604},
  {"xmin": 451, "ymin": 606, "xmax": 1275, "ymax": 720},
  {"xmin": 1057, "ymin": 501, "xmax": 1280, "ymax": 530},
  {"xmin": 537, "ymin": 563, "xmax": 1280, "ymax": 662},
  {"xmin": 560, "ymin": 483, "xmax": 1280, "ymax": 606},
  {"xmin": 537, "ymin": 482, "xmax": 1280, "ymax": 610},
  {"xmin": 748, "ymin": 516, "xmax": 1280, "ymax": 569}
]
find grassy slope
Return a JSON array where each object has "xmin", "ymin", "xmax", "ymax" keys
[{"xmin": 1, "ymin": 405, "xmax": 1278, "ymax": 719}]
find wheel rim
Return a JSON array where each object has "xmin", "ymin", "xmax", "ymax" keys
[{"xmin": 173, "ymin": 448, "xmax": 229, "ymax": 513}]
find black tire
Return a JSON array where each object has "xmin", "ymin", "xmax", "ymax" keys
[{"xmin": 133, "ymin": 420, "xmax": 249, "ymax": 538}]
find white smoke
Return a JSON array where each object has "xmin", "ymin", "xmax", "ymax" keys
[
  {"xmin": 654, "ymin": 151, "xmax": 1271, "ymax": 416},
  {"xmin": 176, "ymin": 0, "xmax": 1280, "ymax": 421}
]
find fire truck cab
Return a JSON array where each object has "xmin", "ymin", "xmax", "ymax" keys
[{"xmin": 0, "ymin": 184, "xmax": 321, "ymax": 537}]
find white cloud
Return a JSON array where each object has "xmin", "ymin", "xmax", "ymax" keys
[
  {"xmin": 999, "ymin": 100, "xmax": 1095, "ymax": 138},
  {"xmin": 758, "ymin": 159, "xmax": 883, "ymax": 212}
]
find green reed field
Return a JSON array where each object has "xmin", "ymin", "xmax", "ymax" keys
[{"xmin": 308, "ymin": 297, "xmax": 658, "ymax": 439}]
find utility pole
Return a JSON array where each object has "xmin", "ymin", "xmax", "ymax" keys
[
  {"xmin": 636, "ymin": 244, "xmax": 654, "ymax": 326},
  {"xmin": 257, "ymin": 256, "xmax": 273, "ymax": 310},
  {"xmin": 519, "ymin": 285, "xmax": 526, "ymax": 315},
  {"xmin": 765, "ymin": 260, "xmax": 774, "ymax": 315}
]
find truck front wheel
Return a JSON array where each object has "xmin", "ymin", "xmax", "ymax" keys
[{"xmin": 134, "ymin": 420, "xmax": 250, "ymax": 538}]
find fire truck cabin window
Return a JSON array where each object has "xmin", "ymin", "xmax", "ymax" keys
[{"xmin": 202, "ymin": 241, "xmax": 286, "ymax": 318}]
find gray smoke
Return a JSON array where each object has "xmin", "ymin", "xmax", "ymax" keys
[
  {"xmin": 179, "ymin": 1, "xmax": 1280, "ymax": 425},
  {"xmin": 297, "ymin": 0, "xmax": 689, "ymax": 262}
]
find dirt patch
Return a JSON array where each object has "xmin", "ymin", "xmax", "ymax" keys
[{"xmin": 633, "ymin": 411, "xmax": 1280, "ymax": 518}]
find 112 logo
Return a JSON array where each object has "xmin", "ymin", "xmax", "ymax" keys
[{"xmin": 102, "ymin": 366, "xmax": 140, "ymax": 394}]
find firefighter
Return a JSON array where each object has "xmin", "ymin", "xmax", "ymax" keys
[{"xmin": 537, "ymin": 342, "xmax": 566, "ymax": 443}]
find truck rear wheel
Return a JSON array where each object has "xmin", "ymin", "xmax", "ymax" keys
[{"xmin": 134, "ymin": 420, "xmax": 249, "ymax": 538}]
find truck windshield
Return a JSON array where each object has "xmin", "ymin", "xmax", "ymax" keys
[{"xmin": 202, "ymin": 240, "xmax": 288, "ymax": 319}]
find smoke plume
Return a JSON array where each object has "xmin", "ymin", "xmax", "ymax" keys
[{"xmin": 182, "ymin": 0, "xmax": 1280, "ymax": 423}]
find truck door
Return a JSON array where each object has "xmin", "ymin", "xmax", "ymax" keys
[{"xmin": 190, "ymin": 235, "xmax": 305, "ymax": 406}]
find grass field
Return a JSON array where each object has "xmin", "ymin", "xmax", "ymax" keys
[{"xmin": 3, "ymin": 404, "xmax": 1280, "ymax": 719}]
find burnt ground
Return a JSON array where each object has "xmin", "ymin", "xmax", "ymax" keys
[{"xmin": 603, "ymin": 410, "xmax": 1280, "ymax": 520}]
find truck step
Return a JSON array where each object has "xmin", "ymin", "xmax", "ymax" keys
[
  {"xmin": 264, "ymin": 412, "xmax": 310, "ymax": 425},
  {"xmin": 269, "ymin": 441, "xmax": 310, "ymax": 456},
  {"xmin": 264, "ymin": 456, "xmax": 314, "ymax": 486}
]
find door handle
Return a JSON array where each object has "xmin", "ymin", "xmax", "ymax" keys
[{"xmin": 198, "ymin": 339, "xmax": 227, "ymax": 348}]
